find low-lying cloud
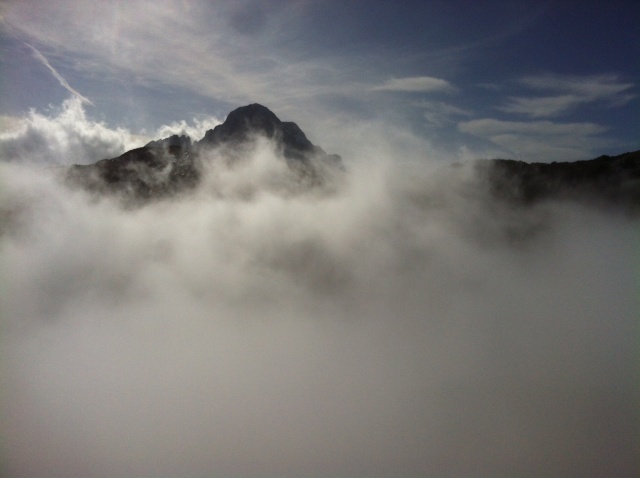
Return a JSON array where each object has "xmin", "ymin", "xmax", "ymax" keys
[
  {"xmin": 0, "ymin": 98, "xmax": 222, "ymax": 167},
  {"xmin": 1, "ymin": 103, "xmax": 637, "ymax": 477},
  {"xmin": 0, "ymin": 98, "xmax": 141, "ymax": 165}
]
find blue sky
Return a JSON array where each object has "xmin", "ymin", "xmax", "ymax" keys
[{"xmin": 1, "ymin": 0, "xmax": 638, "ymax": 161}]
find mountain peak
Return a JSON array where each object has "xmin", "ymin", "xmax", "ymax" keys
[
  {"xmin": 198, "ymin": 103, "xmax": 282, "ymax": 146},
  {"xmin": 67, "ymin": 103, "xmax": 343, "ymax": 202},
  {"xmin": 196, "ymin": 103, "xmax": 327, "ymax": 163}
]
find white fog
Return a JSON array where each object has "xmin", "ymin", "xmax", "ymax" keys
[{"xmin": 0, "ymin": 100, "xmax": 637, "ymax": 477}]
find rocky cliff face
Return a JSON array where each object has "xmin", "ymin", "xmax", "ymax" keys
[{"xmin": 67, "ymin": 104, "xmax": 342, "ymax": 201}]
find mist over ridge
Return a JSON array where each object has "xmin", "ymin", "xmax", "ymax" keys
[
  {"xmin": 65, "ymin": 103, "xmax": 344, "ymax": 203},
  {"xmin": 1, "ymin": 100, "xmax": 638, "ymax": 477}
]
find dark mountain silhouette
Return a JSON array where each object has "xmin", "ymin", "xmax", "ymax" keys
[
  {"xmin": 67, "ymin": 104, "xmax": 342, "ymax": 200},
  {"xmin": 198, "ymin": 104, "xmax": 328, "ymax": 162},
  {"xmin": 66, "ymin": 103, "xmax": 640, "ymax": 210},
  {"xmin": 478, "ymin": 150, "xmax": 640, "ymax": 212}
]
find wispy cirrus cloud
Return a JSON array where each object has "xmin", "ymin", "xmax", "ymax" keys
[
  {"xmin": 459, "ymin": 118, "xmax": 611, "ymax": 160},
  {"xmin": 459, "ymin": 118, "xmax": 607, "ymax": 137},
  {"xmin": 25, "ymin": 43, "xmax": 96, "ymax": 106},
  {"xmin": 2, "ymin": 1, "xmax": 636, "ymax": 161},
  {"xmin": 371, "ymin": 76, "xmax": 456, "ymax": 93},
  {"xmin": 499, "ymin": 74, "xmax": 635, "ymax": 118},
  {"xmin": 415, "ymin": 100, "xmax": 472, "ymax": 127},
  {"xmin": 4, "ymin": 3, "xmax": 304, "ymax": 106},
  {"xmin": 2, "ymin": 0, "xmax": 368, "ymax": 136}
]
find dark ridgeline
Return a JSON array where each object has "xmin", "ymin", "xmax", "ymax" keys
[
  {"xmin": 479, "ymin": 150, "xmax": 640, "ymax": 212},
  {"xmin": 67, "ymin": 103, "xmax": 342, "ymax": 201},
  {"xmin": 67, "ymin": 135, "xmax": 200, "ymax": 199},
  {"xmin": 66, "ymin": 102, "xmax": 640, "ymax": 211}
]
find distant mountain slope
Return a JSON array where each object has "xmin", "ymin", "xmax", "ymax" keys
[
  {"xmin": 479, "ymin": 150, "xmax": 640, "ymax": 211},
  {"xmin": 67, "ymin": 104, "xmax": 342, "ymax": 201}
]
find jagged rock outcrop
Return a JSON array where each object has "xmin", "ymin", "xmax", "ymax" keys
[{"xmin": 67, "ymin": 104, "xmax": 342, "ymax": 201}]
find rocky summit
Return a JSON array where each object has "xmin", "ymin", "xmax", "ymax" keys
[
  {"xmin": 67, "ymin": 104, "xmax": 342, "ymax": 201},
  {"xmin": 199, "ymin": 104, "xmax": 319, "ymax": 159}
]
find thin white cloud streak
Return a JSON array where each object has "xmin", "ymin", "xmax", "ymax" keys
[
  {"xmin": 521, "ymin": 74, "xmax": 634, "ymax": 97},
  {"xmin": 459, "ymin": 118, "xmax": 607, "ymax": 136},
  {"xmin": 499, "ymin": 74, "xmax": 635, "ymax": 118},
  {"xmin": 500, "ymin": 94, "xmax": 581, "ymax": 118},
  {"xmin": 459, "ymin": 118, "xmax": 610, "ymax": 160},
  {"xmin": 4, "ymin": 1, "xmax": 349, "ymax": 117},
  {"xmin": 25, "ymin": 43, "xmax": 96, "ymax": 106},
  {"xmin": 415, "ymin": 100, "xmax": 473, "ymax": 127},
  {"xmin": 2, "ymin": 0, "xmax": 456, "ymax": 138},
  {"xmin": 2, "ymin": 2, "xmax": 635, "ymax": 164},
  {"xmin": 372, "ymin": 76, "xmax": 456, "ymax": 93},
  {"xmin": 0, "ymin": 103, "xmax": 638, "ymax": 477}
]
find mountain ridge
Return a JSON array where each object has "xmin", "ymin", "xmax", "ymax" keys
[
  {"xmin": 67, "ymin": 103, "xmax": 343, "ymax": 200},
  {"xmin": 66, "ymin": 103, "xmax": 640, "ymax": 210},
  {"xmin": 479, "ymin": 150, "xmax": 640, "ymax": 210}
]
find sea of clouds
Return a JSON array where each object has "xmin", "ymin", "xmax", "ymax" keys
[{"xmin": 1, "ymin": 98, "xmax": 637, "ymax": 477}]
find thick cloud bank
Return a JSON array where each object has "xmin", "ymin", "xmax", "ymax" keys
[
  {"xmin": 1, "ymin": 107, "xmax": 638, "ymax": 477},
  {"xmin": 0, "ymin": 98, "xmax": 141, "ymax": 165}
]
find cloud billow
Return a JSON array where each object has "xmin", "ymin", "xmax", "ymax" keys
[
  {"xmin": 1, "ymin": 102, "xmax": 637, "ymax": 477},
  {"xmin": 0, "ymin": 97, "xmax": 223, "ymax": 166},
  {"xmin": 0, "ymin": 98, "xmax": 138, "ymax": 165}
]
